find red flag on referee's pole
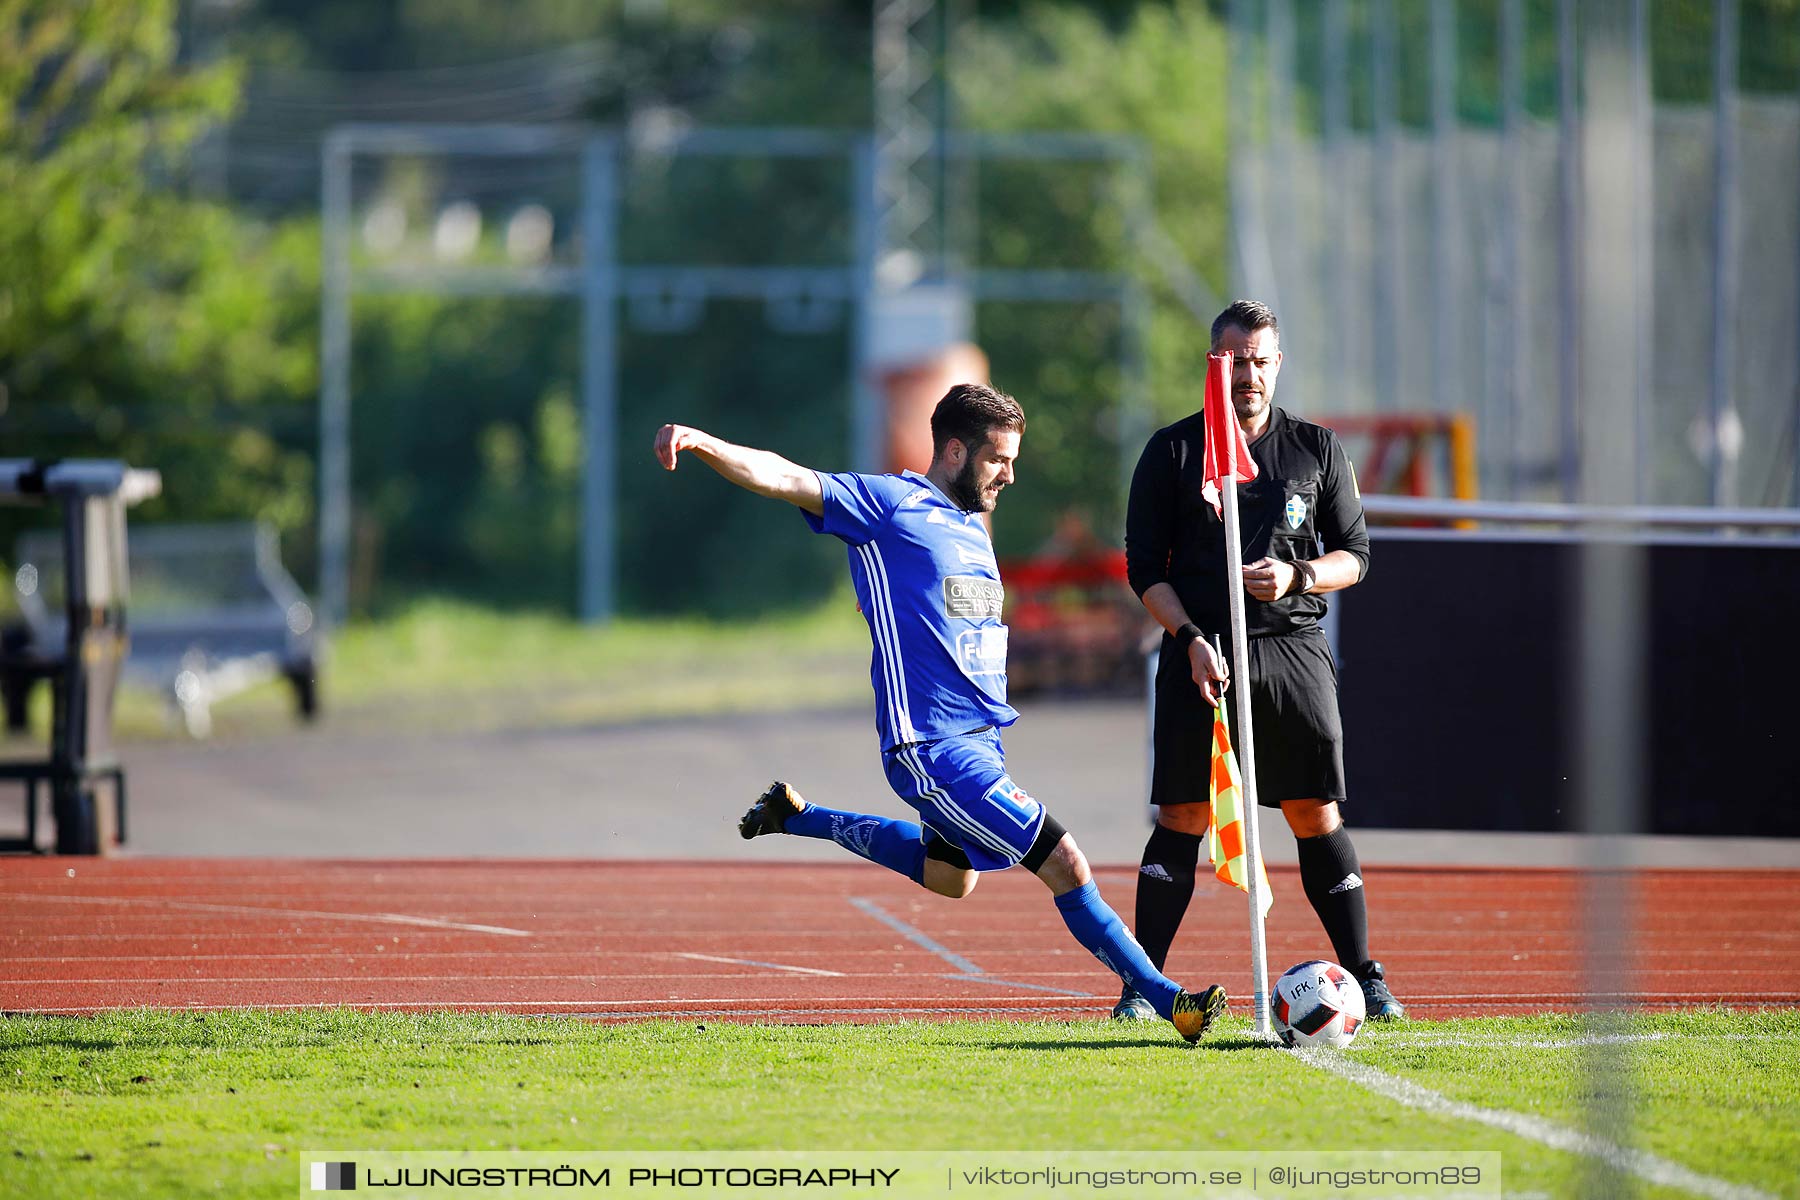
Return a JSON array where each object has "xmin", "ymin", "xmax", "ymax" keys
[{"xmin": 1201, "ymin": 352, "xmax": 1258, "ymax": 516}]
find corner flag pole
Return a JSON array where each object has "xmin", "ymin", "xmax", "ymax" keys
[{"xmin": 1212, "ymin": 354, "xmax": 1273, "ymax": 1039}]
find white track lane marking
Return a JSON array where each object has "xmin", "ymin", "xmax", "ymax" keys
[
  {"xmin": 673, "ymin": 953, "xmax": 844, "ymax": 977},
  {"xmin": 0, "ymin": 892, "xmax": 531, "ymax": 937},
  {"xmin": 847, "ymin": 897, "xmax": 984, "ymax": 975},
  {"xmin": 848, "ymin": 897, "xmax": 1098, "ymax": 998},
  {"xmin": 1291, "ymin": 1047, "xmax": 1778, "ymax": 1200},
  {"xmin": 5, "ymin": 1000, "xmax": 1103, "ymax": 1015},
  {"xmin": 938, "ymin": 973, "xmax": 1096, "ymax": 996}
]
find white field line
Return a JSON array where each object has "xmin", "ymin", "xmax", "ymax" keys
[
  {"xmin": 0, "ymin": 892, "xmax": 531, "ymax": 937},
  {"xmin": 1292, "ymin": 1047, "xmax": 1778, "ymax": 1200},
  {"xmin": 1375, "ymin": 1032, "xmax": 1676, "ymax": 1049},
  {"xmin": 1370, "ymin": 1031, "xmax": 1800, "ymax": 1049},
  {"xmin": 673, "ymin": 953, "xmax": 844, "ymax": 977}
]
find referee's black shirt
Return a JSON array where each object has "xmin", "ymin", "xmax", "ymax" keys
[{"xmin": 1124, "ymin": 405, "xmax": 1370, "ymax": 640}]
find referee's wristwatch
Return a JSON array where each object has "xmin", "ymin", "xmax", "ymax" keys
[{"xmin": 1291, "ymin": 559, "xmax": 1318, "ymax": 596}]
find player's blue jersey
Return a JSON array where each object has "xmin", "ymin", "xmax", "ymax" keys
[{"xmin": 804, "ymin": 470, "xmax": 1019, "ymax": 752}]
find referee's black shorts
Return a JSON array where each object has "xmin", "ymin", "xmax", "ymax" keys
[{"xmin": 1150, "ymin": 626, "xmax": 1347, "ymax": 807}]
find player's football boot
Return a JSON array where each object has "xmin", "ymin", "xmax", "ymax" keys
[
  {"xmin": 1110, "ymin": 984, "xmax": 1156, "ymax": 1022},
  {"xmin": 739, "ymin": 780, "xmax": 807, "ymax": 839},
  {"xmin": 1170, "ymin": 984, "xmax": 1228, "ymax": 1043},
  {"xmin": 1356, "ymin": 961, "xmax": 1407, "ymax": 1021}
]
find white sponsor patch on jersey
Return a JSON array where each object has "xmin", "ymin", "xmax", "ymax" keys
[{"xmin": 956, "ymin": 625, "xmax": 1008, "ymax": 676}]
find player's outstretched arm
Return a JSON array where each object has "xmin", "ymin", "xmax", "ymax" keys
[{"xmin": 653, "ymin": 423, "xmax": 825, "ymax": 516}]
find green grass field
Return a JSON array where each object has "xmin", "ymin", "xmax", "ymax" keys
[{"xmin": 2, "ymin": 1008, "xmax": 1795, "ymax": 1199}]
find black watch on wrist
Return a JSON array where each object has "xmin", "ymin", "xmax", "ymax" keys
[{"xmin": 1175, "ymin": 622, "xmax": 1204, "ymax": 648}]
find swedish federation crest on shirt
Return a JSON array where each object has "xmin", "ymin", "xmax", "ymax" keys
[{"xmin": 1284, "ymin": 492, "xmax": 1309, "ymax": 530}]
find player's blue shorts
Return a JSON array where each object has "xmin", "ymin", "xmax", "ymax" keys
[{"xmin": 882, "ymin": 727, "xmax": 1046, "ymax": 873}]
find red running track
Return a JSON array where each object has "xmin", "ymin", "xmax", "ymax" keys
[{"xmin": 2, "ymin": 859, "xmax": 1797, "ymax": 1021}]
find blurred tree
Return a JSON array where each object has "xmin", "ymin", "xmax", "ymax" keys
[
  {"xmin": 0, "ymin": 0, "xmax": 318, "ymax": 555},
  {"xmin": 953, "ymin": 0, "xmax": 1231, "ymax": 553},
  {"xmin": 244, "ymin": 0, "xmax": 1234, "ymax": 608}
]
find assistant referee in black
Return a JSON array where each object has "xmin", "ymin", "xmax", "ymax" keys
[{"xmin": 1112, "ymin": 299, "xmax": 1405, "ymax": 1023}]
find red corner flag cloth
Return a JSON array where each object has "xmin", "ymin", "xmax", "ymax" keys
[
  {"xmin": 1207, "ymin": 699, "xmax": 1273, "ymax": 917},
  {"xmin": 1200, "ymin": 351, "xmax": 1258, "ymax": 516}
]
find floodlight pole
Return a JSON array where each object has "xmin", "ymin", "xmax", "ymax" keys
[
  {"xmin": 579, "ymin": 136, "xmax": 621, "ymax": 622},
  {"xmin": 850, "ymin": 141, "xmax": 884, "ymax": 474},
  {"xmin": 319, "ymin": 131, "xmax": 353, "ymax": 630},
  {"xmin": 1499, "ymin": 0, "xmax": 1525, "ymax": 500},
  {"xmin": 1709, "ymin": 0, "xmax": 1741, "ymax": 508}
]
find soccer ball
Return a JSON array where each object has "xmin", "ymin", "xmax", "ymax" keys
[{"xmin": 1272, "ymin": 959, "xmax": 1366, "ymax": 1049}]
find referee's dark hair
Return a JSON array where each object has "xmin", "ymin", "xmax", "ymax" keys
[
  {"xmin": 930, "ymin": 382, "xmax": 1025, "ymax": 461},
  {"xmin": 1210, "ymin": 299, "xmax": 1279, "ymax": 348}
]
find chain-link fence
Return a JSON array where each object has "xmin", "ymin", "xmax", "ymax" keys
[{"xmin": 1228, "ymin": 0, "xmax": 1799, "ymax": 508}]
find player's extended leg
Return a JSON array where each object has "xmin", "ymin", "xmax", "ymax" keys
[
  {"xmin": 1283, "ymin": 798, "xmax": 1405, "ymax": 1021},
  {"xmin": 741, "ymin": 780, "xmax": 974, "ymax": 894},
  {"xmin": 1027, "ymin": 818, "xmax": 1226, "ymax": 1043}
]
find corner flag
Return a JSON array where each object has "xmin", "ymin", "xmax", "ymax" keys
[
  {"xmin": 1200, "ymin": 352, "xmax": 1258, "ymax": 516},
  {"xmin": 1205, "ymin": 352, "xmax": 1274, "ymax": 1034},
  {"xmin": 1207, "ymin": 699, "xmax": 1273, "ymax": 917}
]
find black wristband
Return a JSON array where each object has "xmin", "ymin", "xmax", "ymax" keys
[
  {"xmin": 1292, "ymin": 559, "xmax": 1317, "ymax": 596},
  {"xmin": 1175, "ymin": 622, "xmax": 1204, "ymax": 648}
]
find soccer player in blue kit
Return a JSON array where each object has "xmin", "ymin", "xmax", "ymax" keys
[{"xmin": 654, "ymin": 383, "xmax": 1227, "ymax": 1042}]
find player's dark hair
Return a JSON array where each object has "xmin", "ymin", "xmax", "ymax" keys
[
  {"xmin": 1210, "ymin": 299, "xmax": 1279, "ymax": 348},
  {"xmin": 930, "ymin": 382, "xmax": 1025, "ymax": 461}
]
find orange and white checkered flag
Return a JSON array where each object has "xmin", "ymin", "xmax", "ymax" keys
[{"xmin": 1207, "ymin": 700, "xmax": 1273, "ymax": 916}]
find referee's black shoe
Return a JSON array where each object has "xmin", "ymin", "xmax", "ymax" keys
[
  {"xmin": 739, "ymin": 781, "xmax": 807, "ymax": 839},
  {"xmin": 1357, "ymin": 962, "xmax": 1407, "ymax": 1021}
]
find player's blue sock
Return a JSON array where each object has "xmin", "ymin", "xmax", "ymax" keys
[
  {"xmin": 1054, "ymin": 881, "xmax": 1182, "ymax": 1019},
  {"xmin": 783, "ymin": 804, "xmax": 927, "ymax": 884}
]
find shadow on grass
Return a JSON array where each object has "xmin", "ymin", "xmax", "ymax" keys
[
  {"xmin": 982, "ymin": 1034, "xmax": 1271, "ymax": 1053},
  {"xmin": 0, "ymin": 1033, "xmax": 126, "ymax": 1052}
]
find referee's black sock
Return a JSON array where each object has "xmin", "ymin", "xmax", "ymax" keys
[
  {"xmin": 1132, "ymin": 822, "xmax": 1202, "ymax": 973},
  {"xmin": 1296, "ymin": 825, "xmax": 1373, "ymax": 977}
]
